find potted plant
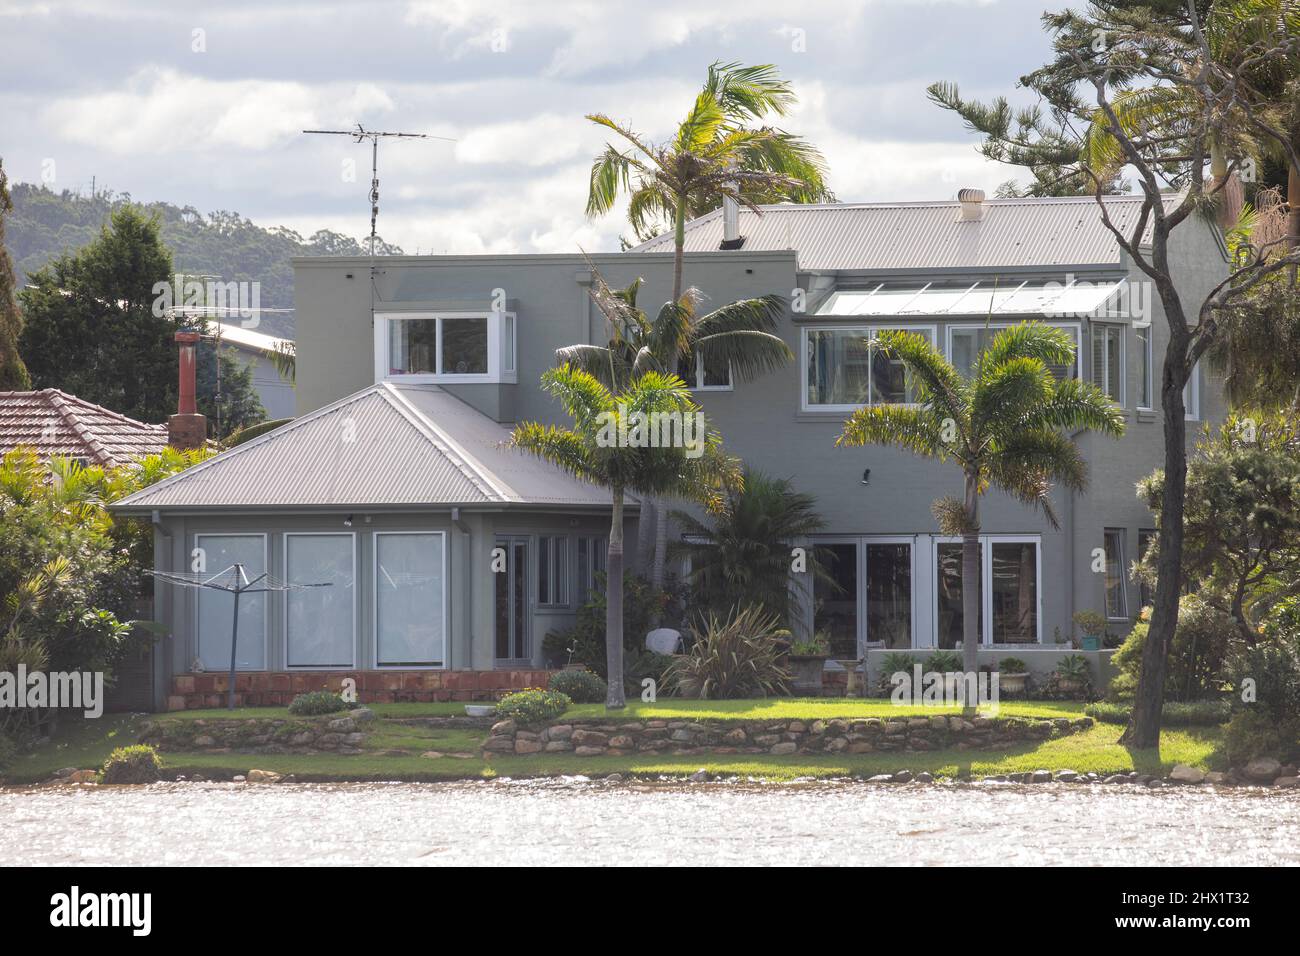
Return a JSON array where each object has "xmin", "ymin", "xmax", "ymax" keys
[
  {"xmin": 926, "ymin": 650, "xmax": 962, "ymax": 674},
  {"xmin": 1072, "ymin": 610, "xmax": 1107, "ymax": 651},
  {"xmin": 1052, "ymin": 654, "xmax": 1092, "ymax": 696},
  {"xmin": 788, "ymin": 631, "xmax": 831, "ymax": 695},
  {"xmin": 998, "ymin": 657, "xmax": 1029, "ymax": 694}
]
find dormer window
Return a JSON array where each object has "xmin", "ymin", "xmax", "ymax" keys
[{"xmin": 374, "ymin": 311, "xmax": 517, "ymax": 384}]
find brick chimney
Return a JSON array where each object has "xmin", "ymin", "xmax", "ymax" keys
[{"xmin": 168, "ymin": 331, "xmax": 207, "ymax": 450}]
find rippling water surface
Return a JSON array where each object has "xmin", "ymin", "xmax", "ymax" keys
[{"xmin": 3, "ymin": 780, "xmax": 1297, "ymax": 866}]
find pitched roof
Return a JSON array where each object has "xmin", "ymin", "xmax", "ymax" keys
[
  {"xmin": 111, "ymin": 382, "xmax": 625, "ymax": 512},
  {"xmin": 0, "ymin": 389, "xmax": 169, "ymax": 467},
  {"xmin": 631, "ymin": 195, "xmax": 1167, "ymax": 272}
]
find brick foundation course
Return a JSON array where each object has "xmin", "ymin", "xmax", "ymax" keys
[
  {"xmin": 482, "ymin": 714, "xmax": 1095, "ymax": 757},
  {"xmin": 166, "ymin": 669, "xmax": 556, "ymax": 711}
]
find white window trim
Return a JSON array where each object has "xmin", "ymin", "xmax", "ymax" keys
[
  {"xmin": 687, "ymin": 352, "xmax": 734, "ymax": 392},
  {"xmin": 1134, "ymin": 321, "xmax": 1154, "ymax": 411},
  {"xmin": 945, "ymin": 321, "xmax": 1083, "ymax": 381},
  {"xmin": 282, "ymin": 531, "xmax": 357, "ymax": 670},
  {"xmin": 1184, "ymin": 361, "xmax": 1201, "ymax": 420},
  {"xmin": 808, "ymin": 535, "xmax": 918, "ymax": 655},
  {"xmin": 373, "ymin": 530, "xmax": 448, "ymax": 670},
  {"xmin": 536, "ymin": 533, "xmax": 570, "ymax": 609},
  {"xmin": 801, "ymin": 324, "xmax": 938, "ymax": 412},
  {"xmin": 1103, "ymin": 528, "xmax": 1129, "ymax": 621},
  {"xmin": 374, "ymin": 310, "xmax": 518, "ymax": 385},
  {"xmin": 935, "ymin": 535, "xmax": 1044, "ymax": 647},
  {"xmin": 1091, "ymin": 322, "xmax": 1126, "ymax": 407},
  {"xmin": 194, "ymin": 532, "xmax": 269, "ymax": 672}
]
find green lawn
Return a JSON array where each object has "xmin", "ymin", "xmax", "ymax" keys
[
  {"xmin": 2, "ymin": 704, "xmax": 1226, "ymax": 786},
  {"xmin": 562, "ymin": 698, "xmax": 1088, "ymax": 721}
]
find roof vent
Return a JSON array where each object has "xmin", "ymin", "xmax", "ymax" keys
[
  {"xmin": 956, "ymin": 187, "xmax": 986, "ymax": 222},
  {"xmin": 719, "ymin": 191, "xmax": 745, "ymax": 249}
]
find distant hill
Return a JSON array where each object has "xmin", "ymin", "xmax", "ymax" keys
[{"xmin": 5, "ymin": 184, "xmax": 404, "ymax": 338}]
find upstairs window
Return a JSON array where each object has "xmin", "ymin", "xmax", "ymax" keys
[
  {"xmin": 376, "ymin": 311, "xmax": 516, "ymax": 384},
  {"xmin": 803, "ymin": 327, "xmax": 935, "ymax": 410},
  {"xmin": 948, "ymin": 323, "xmax": 1080, "ymax": 381}
]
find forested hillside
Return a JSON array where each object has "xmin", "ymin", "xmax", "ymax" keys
[{"xmin": 5, "ymin": 184, "xmax": 403, "ymax": 338}]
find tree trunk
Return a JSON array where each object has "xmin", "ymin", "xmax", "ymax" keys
[
  {"xmin": 606, "ymin": 487, "xmax": 626, "ymax": 709},
  {"xmin": 961, "ymin": 473, "xmax": 981, "ymax": 706},
  {"xmin": 650, "ymin": 494, "xmax": 669, "ymax": 598},
  {"xmin": 1121, "ymin": 342, "xmax": 1190, "ymax": 747},
  {"xmin": 672, "ymin": 194, "xmax": 687, "ymax": 305},
  {"xmin": 635, "ymin": 497, "xmax": 656, "ymax": 571},
  {"xmin": 1288, "ymin": 160, "xmax": 1299, "ymax": 251}
]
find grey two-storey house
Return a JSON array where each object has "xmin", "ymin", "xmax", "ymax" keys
[{"xmin": 113, "ymin": 190, "xmax": 1228, "ymax": 710}]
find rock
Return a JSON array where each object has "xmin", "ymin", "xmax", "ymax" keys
[
  {"xmin": 482, "ymin": 736, "xmax": 515, "ymax": 753},
  {"xmin": 69, "ymin": 769, "xmax": 98, "ymax": 784},
  {"xmin": 929, "ymin": 716, "xmax": 948, "ymax": 731},
  {"xmin": 609, "ymin": 735, "xmax": 635, "ymax": 750},
  {"xmin": 753, "ymin": 734, "xmax": 781, "ymax": 747},
  {"xmin": 915, "ymin": 771, "xmax": 934, "ymax": 783},
  {"xmin": 545, "ymin": 725, "xmax": 573, "ymax": 742},
  {"xmin": 723, "ymin": 728, "xmax": 747, "ymax": 745},
  {"xmin": 193, "ymin": 735, "xmax": 217, "ymax": 748},
  {"xmin": 688, "ymin": 769, "xmax": 711, "ymax": 783},
  {"xmin": 572, "ymin": 729, "xmax": 610, "ymax": 748},
  {"xmin": 349, "ymin": 707, "xmax": 375, "ymax": 723},
  {"xmin": 420, "ymin": 751, "xmax": 444, "ymax": 759},
  {"xmin": 810, "ymin": 720, "xmax": 827, "ymax": 735},
  {"xmin": 1056, "ymin": 770, "xmax": 1079, "ymax": 783},
  {"xmin": 1244, "ymin": 757, "xmax": 1282, "ymax": 782},
  {"xmin": 1204, "ymin": 771, "xmax": 1228, "ymax": 785},
  {"xmin": 769, "ymin": 742, "xmax": 798, "ymax": 755},
  {"xmin": 605, "ymin": 773, "xmax": 624, "ymax": 783},
  {"xmin": 824, "ymin": 737, "xmax": 848, "ymax": 753},
  {"xmin": 1030, "ymin": 769, "xmax": 1053, "ymax": 784},
  {"xmin": 246, "ymin": 769, "xmax": 281, "ymax": 784},
  {"xmin": 233, "ymin": 775, "xmax": 246, "ymax": 782},
  {"xmin": 514, "ymin": 738, "xmax": 544, "ymax": 755},
  {"xmin": 1103, "ymin": 774, "xmax": 1129, "ymax": 784},
  {"xmin": 1169, "ymin": 764, "xmax": 1206, "ymax": 784},
  {"xmin": 1146, "ymin": 778, "xmax": 1165, "ymax": 788},
  {"xmin": 544, "ymin": 740, "xmax": 573, "ymax": 752},
  {"xmin": 326, "ymin": 716, "xmax": 356, "ymax": 733},
  {"xmin": 490, "ymin": 719, "xmax": 517, "ymax": 736},
  {"xmin": 893, "ymin": 770, "xmax": 914, "ymax": 783},
  {"xmin": 344, "ymin": 732, "xmax": 366, "ymax": 746},
  {"xmin": 574, "ymin": 746, "xmax": 606, "ymax": 757},
  {"xmin": 515, "ymin": 730, "xmax": 540, "ymax": 741},
  {"xmin": 867, "ymin": 774, "xmax": 894, "ymax": 783},
  {"xmin": 289, "ymin": 731, "xmax": 314, "ymax": 747},
  {"xmin": 54, "ymin": 767, "xmax": 78, "ymax": 779},
  {"xmin": 1274, "ymin": 776, "xmax": 1300, "ymax": 789}
]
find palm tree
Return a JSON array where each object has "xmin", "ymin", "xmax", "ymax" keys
[
  {"xmin": 670, "ymin": 468, "xmax": 831, "ymax": 626},
  {"xmin": 586, "ymin": 60, "xmax": 830, "ymax": 307},
  {"xmin": 836, "ymin": 324, "xmax": 1125, "ymax": 684},
  {"xmin": 511, "ymin": 366, "xmax": 740, "ymax": 709},
  {"xmin": 558, "ymin": 265, "xmax": 792, "ymax": 592}
]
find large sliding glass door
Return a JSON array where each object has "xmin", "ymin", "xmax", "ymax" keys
[
  {"xmin": 935, "ymin": 537, "xmax": 1041, "ymax": 647},
  {"xmin": 813, "ymin": 538, "xmax": 914, "ymax": 655}
]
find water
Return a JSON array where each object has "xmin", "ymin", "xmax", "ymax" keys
[{"xmin": 3, "ymin": 780, "xmax": 1297, "ymax": 866}]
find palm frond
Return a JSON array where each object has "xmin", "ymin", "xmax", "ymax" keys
[{"xmin": 836, "ymin": 405, "xmax": 950, "ymax": 459}]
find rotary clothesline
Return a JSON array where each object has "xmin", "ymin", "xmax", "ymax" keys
[{"xmin": 149, "ymin": 564, "xmax": 332, "ymax": 710}]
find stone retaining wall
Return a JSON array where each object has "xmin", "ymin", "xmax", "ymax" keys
[
  {"xmin": 139, "ymin": 707, "xmax": 377, "ymax": 755},
  {"xmin": 482, "ymin": 714, "xmax": 1095, "ymax": 757}
]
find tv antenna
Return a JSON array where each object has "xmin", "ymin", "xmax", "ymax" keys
[{"xmin": 302, "ymin": 123, "xmax": 455, "ymax": 256}]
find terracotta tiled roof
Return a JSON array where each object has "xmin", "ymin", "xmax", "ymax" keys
[{"xmin": 0, "ymin": 389, "xmax": 170, "ymax": 468}]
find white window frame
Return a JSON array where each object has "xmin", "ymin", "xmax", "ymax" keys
[
  {"xmin": 1184, "ymin": 361, "xmax": 1200, "ymax": 420},
  {"xmin": 194, "ymin": 532, "xmax": 269, "ymax": 672},
  {"xmin": 1103, "ymin": 528, "xmax": 1129, "ymax": 621},
  {"xmin": 1091, "ymin": 322, "xmax": 1126, "ymax": 406},
  {"xmin": 801, "ymin": 324, "xmax": 938, "ymax": 412},
  {"xmin": 282, "ymin": 531, "xmax": 357, "ymax": 670},
  {"xmin": 1134, "ymin": 321, "xmax": 1154, "ymax": 411},
  {"xmin": 685, "ymin": 352, "xmax": 734, "ymax": 392},
  {"xmin": 372, "ymin": 530, "xmax": 448, "ymax": 670},
  {"xmin": 808, "ymin": 535, "xmax": 918, "ymax": 654},
  {"xmin": 945, "ymin": 321, "xmax": 1083, "ymax": 382},
  {"xmin": 935, "ymin": 534, "xmax": 1043, "ymax": 647},
  {"xmin": 374, "ymin": 310, "xmax": 518, "ymax": 385},
  {"xmin": 536, "ymin": 533, "xmax": 570, "ymax": 609}
]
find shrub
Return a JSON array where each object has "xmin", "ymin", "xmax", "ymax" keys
[
  {"xmin": 1224, "ymin": 710, "xmax": 1300, "ymax": 766},
  {"xmin": 495, "ymin": 688, "xmax": 571, "ymax": 724},
  {"xmin": 789, "ymin": 631, "xmax": 830, "ymax": 657},
  {"xmin": 926, "ymin": 650, "xmax": 962, "ymax": 673},
  {"xmin": 661, "ymin": 606, "xmax": 791, "ymax": 699},
  {"xmin": 547, "ymin": 669, "xmax": 607, "ymax": 704},
  {"xmin": 1222, "ymin": 627, "xmax": 1300, "ymax": 763},
  {"xmin": 1072, "ymin": 610, "xmax": 1108, "ymax": 638},
  {"xmin": 875, "ymin": 652, "xmax": 919, "ymax": 695},
  {"xmin": 998, "ymin": 657, "xmax": 1028, "ymax": 674},
  {"xmin": 100, "ymin": 744, "xmax": 162, "ymax": 785},
  {"xmin": 1085, "ymin": 700, "xmax": 1231, "ymax": 726},
  {"xmin": 1110, "ymin": 595, "xmax": 1234, "ymax": 701},
  {"xmin": 288, "ymin": 691, "xmax": 349, "ymax": 716},
  {"xmin": 542, "ymin": 573, "xmax": 681, "ymax": 691}
]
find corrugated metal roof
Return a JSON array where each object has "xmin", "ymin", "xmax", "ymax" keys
[
  {"xmin": 631, "ymin": 195, "xmax": 1164, "ymax": 271},
  {"xmin": 0, "ymin": 389, "xmax": 170, "ymax": 467},
  {"xmin": 111, "ymin": 382, "xmax": 621, "ymax": 511}
]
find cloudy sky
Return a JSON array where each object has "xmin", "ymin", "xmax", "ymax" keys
[{"xmin": 1, "ymin": 0, "xmax": 1060, "ymax": 254}]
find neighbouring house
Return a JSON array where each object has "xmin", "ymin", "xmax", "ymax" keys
[
  {"xmin": 0, "ymin": 387, "xmax": 171, "ymax": 466},
  {"xmin": 111, "ymin": 190, "xmax": 1229, "ymax": 711},
  {"xmin": 215, "ymin": 322, "xmax": 296, "ymax": 420}
]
